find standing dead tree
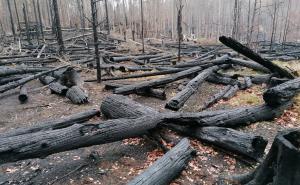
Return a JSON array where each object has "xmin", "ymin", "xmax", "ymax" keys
[
  {"xmin": 140, "ymin": 0, "xmax": 145, "ymax": 53},
  {"xmin": 176, "ymin": 0, "xmax": 184, "ymax": 64},
  {"xmin": 52, "ymin": 0, "xmax": 64, "ymax": 54},
  {"xmin": 22, "ymin": 3, "xmax": 32, "ymax": 45},
  {"xmin": 6, "ymin": 0, "xmax": 16, "ymax": 40},
  {"xmin": 104, "ymin": 0, "xmax": 110, "ymax": 35},
  {"xmin": 36, "ymin": 0, "xmax": 44, "ymax": 40},
  {"xmin": 90, "ymin": 0, "xmax": 101, "ymax": 83},
  {"xmin": 13, "ymin": 0, "xmax": 21, "ymax": 37}
]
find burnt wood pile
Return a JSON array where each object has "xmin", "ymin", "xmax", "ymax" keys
[{"xmin": 0, "ymin": 33, "xmax": 300, "ymax": 185}]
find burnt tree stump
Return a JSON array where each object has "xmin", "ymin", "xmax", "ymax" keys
[{"xmin": 223, "ymin": 129, "xmax": 300, "ymax": 185}]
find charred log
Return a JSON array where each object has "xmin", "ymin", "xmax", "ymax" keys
[
  {"xmin": 128, "ymin": 138, "xmax": 195, "ymax": 185},
  {"xmin": 39, "ymin": 76, "xmax": 56, "ymax": 85},
  {"xmin": 0, "ymin": 66, "xmax": 51, "ymax": 77},
  {"xmin": 166, "ymin": 66, "xmax": 220, "ymax": 111},
  {"xmin": 0, "ymin": 65, "xmax": 69, "ymax": 93},
  {"xmin": 66, "ymin": 86, "xmax": 88, "ymax": 104},
  {"xmin": 223, "ymin": 84, "xmax": 239, "ymax": 100},
  {"xmin": 199, "ymin": 85, "xmax": 232, "ymax": 110},
  {"xmin": 0, "ymin": 115, "xmax": 163, "ymax": 165},
  {"xmin": 18, "ymin": 85, "xmax": 28, "ymax": 104},
  {"xmin": 219, "ymin": 36, "xmax": 295, "ymax": 79},
  {"xmin": 49, "ymin": 82, "xmax": 68, "ymax": 95},
  {"xmin": 0, "ymin": 109, "xmax": 100, "ymax": 138},
  {"xmin": 114, "ymin": 66, "xmax": 203, "ymax": 95},
  {"xmin": 263, "ymin": 78, "xmax": 300, "ymax": 107},
  {"xmin": 163, "ymin": 101, "xmax": 292, "ymax": 128},
  {"xmin": 168, "ymin": 125, "xmax": 267, "ymax": 161}
]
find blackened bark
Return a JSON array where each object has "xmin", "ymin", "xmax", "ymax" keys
[
  {"xmin": 128, "ymin": 138, "xmax": 195, "ymax": 185},
  {"xmin": 219, "ymin": 36, "xmax": 294, "ymax": 79}
]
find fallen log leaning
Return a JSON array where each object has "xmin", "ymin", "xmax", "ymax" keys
[
  {"xmin": 219, "ymin": 36, "xmax": 295, "ymax": 79},
  {"xmin": 0, "ymin": 109, "xmax": 100, "ymax": 138},
  {"xmin": 0, "ymin": 65, "xmax": 70, "ymax": 93},
  {"xmin": 263, "ymin": 77, "xmax": 300, "ymax": 107},
  {"xmin": 114, "ymin": 66, "xmax": 203, "ymax": 95},
  {"xmin": 127, "ymin": 138, "xmax": 195, "ymax": 185},
  {"xmin": 166, "ymin": 66, "xmax": 220, "ymax": 111}
]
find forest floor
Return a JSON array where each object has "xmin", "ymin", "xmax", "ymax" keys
[{"xmin": 0, "ymin": 44, "xmax": 299, "ymax": 185}]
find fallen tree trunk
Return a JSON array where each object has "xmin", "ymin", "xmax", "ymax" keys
[
  {"xmin": 128, "ymin": 138, "xmax": 195, "ymax": 185},
  {"xmin": 168, "ymin": 125, "xmax": 267, "ymax": 161},
  {"xmin": 0, "ymin": 66, "xmax": 51, "ymax": 77},
  {"xmin": 240, "ymin": 77, "xmax": 253, "ymax": 90},
  {"xmin": 227, "ymin": 58, "xmax": 271, "ymax": 73},
  {"xmin": 223, "ymin": 129, "xmax": 300, "ymax": 185},
  {"xmin": 0, "ymin": 115, "xmax": 163, "ymax": 165},
  {"xmin": 49, "ymin": 82, "xmax": 68, "ymax": 95},
  {"xmin": 263, "ymin": 78, "xmax": 300, "ymax": 107},
  {"xmin": 0, "ymin": 75, "xmax": 30, "ymax": 85},
  {"xmin": 66, "ymin": 86, "xmax": 88, "ymax": 104},
  {"xmin": 219, "ymin": 36, "xmax": 295, "ymax": 79},
  {"xmin": 223, "ymin": 84, "xmax": 239, "ymax": 100},
  {"xmin": 206, "ymin": 72, "xmax": 239, "ymax": 86},
  {"xmin": 100, "ymin": 94, "xmax": 157, "ymax": 119},
  {"xmin": 104, "ymin": 83, "xmax": 166, "ymax": 100},
  {"xmin": 166, "ymin": 66, "xmax": 220, "ymax": 111},
  {"xmin": 0, "ymin": 109, "xmax": 100, "ymax": 139},
  {"xmin": 101, "ymin": 95, "xmax": 268, "ymax": 160},
  {"xmin": 18, "ymin": 85, "xmax": 28, "ymax": 103},
  {"xmin": 172, "ymin": 54, "xmax": 217, "ymax": 68},
  {"xmin": 86, "ymin": 68, "xmax": 184, "ymax": 82},
  {"xmin": 114, "ymin": 66, "xmax": 203, "ymax": 95},
  {"xmin": 0, "ymin": 65, "xmax": 69, "ymax": 93},
  {"xmin": 199, "ymin": 85, "xmax": 232, "ymax": 110},
  {"xmin": 163, "ymin": 101, "xmax": 292, "ymax": 128},
  {"xmin": 39, "ymin": 76, "xmax": 56, "ymax": 85}
]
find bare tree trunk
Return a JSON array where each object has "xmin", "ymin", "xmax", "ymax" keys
[
  {"xmin": 248, "ymin": 0, "xmax": 257, "ymax": 46},
  {"xmin": 52, "ymin": 0, "xmax": 64, "ymax": 54},
  {"xmin": 76, "ymin": 0, "xmax": 85, "ymax": 30},
  {"xmin": 177, "ymin": 0, "xmax": 183, "ymax": 64},
  {"xmin": 122, "ymin": 0, "xmax": 128, "ymax": 27},
  {"xmin": 6, "ymin": 0, "xmax": 16, "ymax": 40},
  {"xmin": 13, "ymin": 0, "xmax": 21, "ymax": 36},
  {"xmin": 270, "ymin": 1, "xmax": 279, "ymax": 51},
  {"xmin": 140, "ymin": 0, "xmax": 145, "ymax": 53},
  {"xmin": 32, "ymin": 0, "xmax": 40, "ymax": 42},
  {"xmin": 282, "ymin": 0, "xmax": 291, "ymax": 47},
  {"xmin": 91, "ymin": 0, "xmax": 101, "ymax": 83},
  {"xmin": 22, "ymin": 3, "xmax": 32, "ymax": 45},
  {"xmin": 36, "ymin": 0, "xmax": 44, "ymax": 40},
  {"xmin": 104, "ymin": 0, "xmax": 110, "ymax": 35}
]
